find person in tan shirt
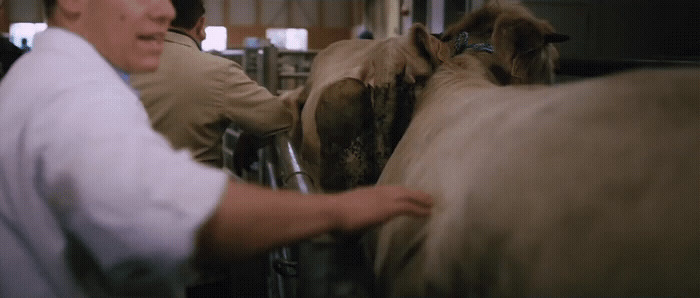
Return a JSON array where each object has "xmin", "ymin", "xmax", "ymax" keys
[{"xmin": 130, "ymin": 0, "xmax": 291, "ymax": 168}]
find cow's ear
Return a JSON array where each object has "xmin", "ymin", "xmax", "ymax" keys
[
  {"xmin": 410, "ymin": 23, "xmax": 450, "ymax": 70},
  {"xmin": 491, "ymin": 17, "xmax": 545, "ymax": 78},
  {"xmin": 498, "ymin": 18, "xmax": 544, "ymax": 56},
  {"xmin": 492, "ymin": 17, "xmax": 567, "ymax": 82}
]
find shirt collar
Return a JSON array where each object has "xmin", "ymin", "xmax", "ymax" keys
[
  {"xmin": 116, "ymin": 69, "xmax": 131, "ymax": 85},
  {"xmin": 167, "ymin": 28, "xmax": 202, "ymax": 51},
  {"xmin": 37, "ymin": 27, "xmax": 134, "ymax": 86}
]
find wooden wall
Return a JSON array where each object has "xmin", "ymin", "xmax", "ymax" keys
[
  {"xmin": 1, "ymin": 0, "xmax": 364, "ymax": 50},
  {"xmin": 522, "ymin": 0, "xmax": 700, "ymax": 60},
  {"xmin": 3, "ymin": 0, "xmax": 697, "ymax": 60},
  {"xmin": 205, "ymin": 0, "xmax": 364, "ymax": 50},
  {"xmin": 1, "ymin": 2, "xmax": 9, "ymax": 33},
  {"xmin": 407, "ymin": 0, "xmax": 699, "ymax": 61}
]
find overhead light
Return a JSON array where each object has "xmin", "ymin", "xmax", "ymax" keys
[
  {"xmin": 266, "ymin": 28, "xmax": 308, "ymax": 51},
  {"xmin": 9, "ymin": 22, "xmax": 46, "ymax": 49},
  {"xmin": 202, "ymin": 26, "xmax": 227, "ymax": 52}
]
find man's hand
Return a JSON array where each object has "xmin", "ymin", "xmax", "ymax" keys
[
  {"xmin": 196, "ymin": 182, "xmax": 432, "ymax": 261},
  {"xmin": 331, "ymin": 185, "xmax": 433, "ymax": 232},
  {"xmin": 232, "ymin": 132, "xmax": 268, "ymax": 176}
]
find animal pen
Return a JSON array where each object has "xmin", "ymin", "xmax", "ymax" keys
[{"xmin": 219, "ymin": 46, "xmax": 375, "ymax": 297}]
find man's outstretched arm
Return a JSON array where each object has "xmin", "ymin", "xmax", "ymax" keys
[{"xmin": 195, "ymin": 179, "xmax": 433, "ymax": 261}]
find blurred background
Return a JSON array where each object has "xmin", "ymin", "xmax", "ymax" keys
[
  {"xmin": 2, "ymin": 0, "xmax": 698, "ymax": 84},
  {"xmin": 2, "ymin": 0, "xmax": 697, "ymax": 59}
]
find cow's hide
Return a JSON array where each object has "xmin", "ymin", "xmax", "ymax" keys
[
  {"xmin": 292, "ymin": 1, "xmax": 564, "ymax": 192},
  {"xmin": 290, "ymin": 23, "xmax": 449, "ymax": 192},
  {"xmin": 439, "ymin": 0, "xmax": 567, "ymax": 85},
  {"xmin": 373, "ymin": 56, "xmax": 700, "ymax": 294}
]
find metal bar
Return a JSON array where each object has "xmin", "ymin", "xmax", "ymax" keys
[
  {"xmin": 272, "ymin": 134, "xmax": 315, "ymax": 194},
  {"xmin": 269, "ymin": 134, "xmax": 348, "ymax": 297},
  {"xmin": 263, "ymin": 46, "xmax": 280, "ymax": 95},
  {"xmin": 261, "ymin": 143, "xmax": 298, "ymax": 298},
  {"xmin": 257, "ymin": 48, "xmax": 265, "ymax": 85},
  {"xmin": 263, "ymin": 133, "xmax": 344, "ymax": 298}
]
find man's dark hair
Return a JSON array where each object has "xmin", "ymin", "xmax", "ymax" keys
[
  {"xmin": 43, "ymin": 0, "xmax": 56, "ymax": 17},
  {"xmin": 171, "ymin": 0, "xmax": 206, "ymax": 29}
]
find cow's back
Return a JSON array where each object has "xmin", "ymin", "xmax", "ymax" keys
[
  {"xmin": 375, "ymin": 68, "xmax": 700, "ymax": 296},
  {"xmin": 298, "ymin": 28, "xmax": 447, "ymax": 190}
]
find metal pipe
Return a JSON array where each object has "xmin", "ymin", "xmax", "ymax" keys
[
  {"xmin": 261, "ymin": 143, "xmax": 298, "ymax": 298},
  {"xmin": 272, "ymin": 134, "xmax": 315, "ymax": 194}
]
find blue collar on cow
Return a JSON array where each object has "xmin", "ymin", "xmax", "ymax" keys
[{"xmin": 454, "ymin": 31, "xmax": 494, "ymax": 56}]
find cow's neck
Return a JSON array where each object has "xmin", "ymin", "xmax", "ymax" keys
[
  {"xmin": 414, "ymin": 52, "xmax": 510, "ymax": 111},
  {"xmin": 436, "ymin": 52, "xmax": 502, "ymax": 87}
]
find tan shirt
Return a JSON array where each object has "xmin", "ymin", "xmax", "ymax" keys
[{"xmin": 131, "ymin": 31, "xmax": 293, "ymax": 168}]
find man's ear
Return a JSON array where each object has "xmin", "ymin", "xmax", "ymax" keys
[
  {"xmin": 195, "ymin": 16, "xmax": 207, "ymax": 42},
  {"xmin": 55, "ymin": 0, "xmax": 86, "ymax": 19}
]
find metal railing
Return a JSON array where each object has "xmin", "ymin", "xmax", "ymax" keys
[
  {"xmin": 224, "ymin": 131, "xmax": 373, "ymax": 298},
  {"xmin": 259, "ymin": 133, "xmax": 314, "ymax": 298},
  {"xmin": 221, "ymin": 46, "xmax": 373, "ymax": 297},
  {"xmin": 212, "ymin": 45, "xmax": 316, "ymax": 95}
]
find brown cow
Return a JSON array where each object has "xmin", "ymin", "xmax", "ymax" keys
[
  {"xmin": 292, "ymin": 0, "xmax": 563, "ymax": 192},
  {"xmin": 288, "ymin": 23, "xmax": 449, "ymax": 192},
  {"xmin": 372, "ymin": 13, "xmax": 700, "ymax": 298}
]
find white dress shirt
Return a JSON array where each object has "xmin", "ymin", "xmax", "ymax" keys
[{"xmin": 0, "ymin": 28, "xmax": 227, "ymax": 297}]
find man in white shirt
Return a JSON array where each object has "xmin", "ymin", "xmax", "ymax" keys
[{"xmin": 0, "ymin": 0, "xmax": 432, "ymax": 296}]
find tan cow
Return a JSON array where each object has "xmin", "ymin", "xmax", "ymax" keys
[
  {"xmin": 288, "ymin": 23, "xmax": 449, "ymax": 192},
  {"xmin": 372, "ymin": 17, "xmax": 700, "ymax": 298},
  {"xmin": 293, "ymin": 1, "xmax": 563, "ymax": 192}
]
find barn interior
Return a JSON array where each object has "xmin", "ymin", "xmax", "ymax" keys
[
  {"xmin": 1, "ymin": 0, "xmax": 697, "ymax": 297},
  {"xmin": 3, "ymin": 0, "xmax": 698, "ymax": 85}
]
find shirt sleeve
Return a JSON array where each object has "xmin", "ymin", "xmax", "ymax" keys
[
  {"xmin": 216, "ymin": 60, "xmax": 294, "ymax": 136},
  {"xmin": 34, "ymin": 82, "xmax": 228, "ymax": 277}
]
